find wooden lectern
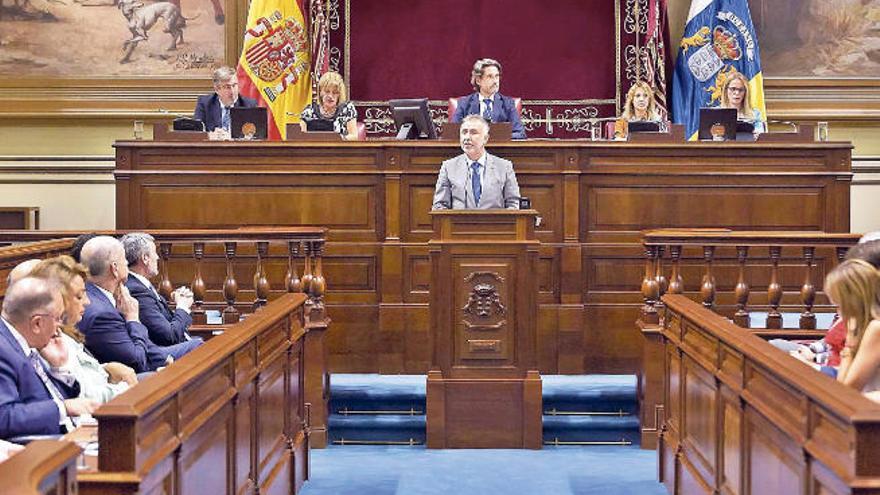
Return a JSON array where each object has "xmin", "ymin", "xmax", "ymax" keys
[{"xmin": 426, "ymin": 209, "xmax": 542, "ymax": 449}]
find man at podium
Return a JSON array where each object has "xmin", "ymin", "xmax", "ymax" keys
[{"xmin": 431, "ymin": 115, "xmax": 521, "ymax": 210}]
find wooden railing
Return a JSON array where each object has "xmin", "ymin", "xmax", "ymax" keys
[
  {"xmin": 74, "ymin": 293, "xmax": 310, "ymax": 495},
  {"xmin": 0, "ymin": 228, "xmax": 328, "ymax": 324},
  {"xmin": 0, "ymin": 440, "xmax": 80, "ymax": 494},
  {"xmin": 658, "ymin": 294, "xmax": 880, "ymax": 494},
  {"xmin": 637, "ymin": 230, "xmax": 862, "ymax": 451},
  {"xmin": 639, "ymin": 229, "xmax": 861, "ymax": 329}
]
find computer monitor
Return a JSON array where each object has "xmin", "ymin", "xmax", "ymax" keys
[
  {"xmin": 230, "ymin": 107, "xmax": 268, "ymax": 140},
  {"xmin": 698, "ymin": 108, "xmax": 737, "ymax": 141},
  {"xmin": 389, "ymin": 98, "xmax": 437, "ymax": 140}
]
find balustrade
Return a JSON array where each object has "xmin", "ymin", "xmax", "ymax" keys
[
  {"xmin": 638, "ymin": 230, "xmax": 862, "ymax": 329},
  {"xmin": 0, "ymin": 229, "xmax": 328, "ymax": 319}
]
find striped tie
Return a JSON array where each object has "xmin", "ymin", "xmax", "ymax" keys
[
  {"xmin": 482, "ymin": 98, "xmax": 492, "ymax": 122},
  {"xmin": 29, "ymin": 350, "xmax": 75, "ymax": 432}
]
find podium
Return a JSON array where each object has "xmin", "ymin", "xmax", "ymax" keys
[{"xmin": 426, "ymin": 209, "xmax": 542, "ymax": 449}]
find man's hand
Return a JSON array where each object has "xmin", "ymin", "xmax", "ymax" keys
[
  {"xmin": 116, "ymin": 286, "xmax": 140, "ymax": 322},
  {"xmin": 103, "ymin": 362, "xmax": 138, "ymax": 386},
  {"xmin": 40, "ymin": 332, "xmax": 69, "ymax": 368},
  {"xmin": 172, "ymin": 288, "xmax": 194, "ymax": 312},
  {"xmin": 64, "ymin": 397, "xmax": 98, "ymax": 417}
]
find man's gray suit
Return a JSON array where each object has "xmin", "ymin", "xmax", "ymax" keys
[{"xmin": 431, "ymin": 153, "xmax": 521, "ymax": 210}]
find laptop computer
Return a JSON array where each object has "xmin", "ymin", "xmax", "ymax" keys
[
  {"xmin": 698, "ymin": 108, "xmax": 737, "ymax": 141},
  {"xmin": 627, "ymin": 121, "xmax": 661, "ymax": 134},
  {"xmin": 230, "ymin": 107, "xmax": 268, "ymax": 140},
  {"xmin": 305, "ymin": 119, "xmax": 335, "ymax": 132}
]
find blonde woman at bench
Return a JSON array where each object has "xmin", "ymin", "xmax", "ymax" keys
[{"xmin": 825, "ymin": 259, "xmax": 880, "ymax": 401}]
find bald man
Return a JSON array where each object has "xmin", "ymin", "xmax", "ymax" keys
[{"xmin": 0, "ymin": 277, "xmax": 95, "ymax": 439}]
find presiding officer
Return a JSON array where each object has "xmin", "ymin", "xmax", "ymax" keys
[
  {"xmin": 450, "ymin": 58, "xmax": 526, "ymax": 140},
  {"xmin": 432, "ymin": 115, "xmax": 521, "ymax": 210},
  {"xmin": 193, "ymin": 66, "xmax": 257, "ymax": 135}
]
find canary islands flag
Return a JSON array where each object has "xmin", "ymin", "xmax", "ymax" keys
[
  {"xmin": 236, "ymin": 0, "xmax": 312, "ymax": 140},
  {"xmin": 671, "ymin": 0, "xmax": 765, "ymax": 140}
]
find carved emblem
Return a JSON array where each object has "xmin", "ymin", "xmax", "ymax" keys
[{"xmin": 462, "ymin": 282, "xmax": 506, "ymax": 318}]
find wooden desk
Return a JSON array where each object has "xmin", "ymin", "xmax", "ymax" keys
[
  {"xmin": 114, "ymin": 140, "xmax": 852, "ymax": 375},
  {"xmin": 76, "ymin": 293, "xmax": 310, "ymax": 495},
  {"xmin": 0, "ymin": 440, "xmax": 80, "ymax": 495},
  {"xmin": 658, "ymin": 294, "xmax": 880, "ymax": 494}
]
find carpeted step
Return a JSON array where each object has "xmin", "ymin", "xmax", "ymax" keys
[
  {"xmin": 543, "ymin": 415, "xmax": 641, "ymax": 445},
  {"xmin": 542, "ymin": 375, "xmax": 637, "ymax": 414},
  {"xmin": 328, "ymin": 414, "xmax": 426, "ymax": 445},
  {"xmin": 328, "ymin": 374, "xmax": 641, "ymax": 446},
  {"xmin": 330, "ymin": 374, "xmax": 426, "ymax": 413},
  {"xmin": 541, "ymin": 375, "xmax": 640, "ymax": 446}
]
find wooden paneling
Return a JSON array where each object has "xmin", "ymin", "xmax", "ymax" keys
[
  {"xmin": 77, "ymin": 294, "xmax": 310, "ymax": 495},
  {"xmin": 115, "ymin": 140, "xmax": 851, "ymax": 374},
  {"xmin": 0, "ymin": 440, "xmax": 80, "ymax": 495},
  {"xmin": 658, "ymin": 294, "xmax": 880, "ymax": 494}
]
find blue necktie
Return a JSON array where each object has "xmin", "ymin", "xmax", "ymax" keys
[
  {"xmin": 482, "ymin": 98, "xmax": 492, "ymax": 122},
  {"xmin": 221, "ymin": 106, "xmax": 231, "ymax": 131},
  {"xmin": 471, "ymin": 162, "xmax": 482, "ymax": 206}
]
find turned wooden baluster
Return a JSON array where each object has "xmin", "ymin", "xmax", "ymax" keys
[
  {"xmin": 253, "ymin": 241, "xmax": 270, "ymax": 311},
  {"xmin": 640, "ymin": 245, "xmax": 660, "ymax": 324},
  {"xmin": 222, "ymin": 241, "xmax": 240, "ymax": 324},
  {"xmin": 285, "ymin": 240, "xmax": 303, "ymax": 293},
  {"xmin": 158, "ymin": 242, "xmax": 174, "ymax": 301},
  {"xmin": 800, "ymin": 246, "xmax": 816, "ymax": 329},
  {"xmin": 301, "ymin": 241, "xmax": 314, "ymax": 303},
  {"xmin": 191, "ymin": 242, "xmax": 206, "ymax": 325},
  {"xmin": 733, "ymin": 246, "xmax": 750, "ymax": 327},
  {"xmin": 308, "ymin": 240, "xmax": 327, "ymax": 312},
  {"xmin": 700, "ymin": 245, "xmax": 716, "ymax": 309},
  {"xmin": 668, "ymin": 245, "xmax": 683, "ymax": 294},
  {"xmin": 655, "ymin": 246, "xmax": 668, "ymax": 309},
  {"xmin": 766, "ymin": 245, "xmax": 783, "ymax": 329}
]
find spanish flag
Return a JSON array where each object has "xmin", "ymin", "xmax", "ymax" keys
[{"xmin": 236, "ymin": 0, "xmax": 312, "ymax": 140}]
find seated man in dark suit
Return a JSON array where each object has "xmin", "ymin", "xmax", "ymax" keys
[
  {"xmin": 121, "ymin": 233, "xmax": 202, "ymax": 348},
  {"xmin": 432, "ymin": 115, "xmax": 521, "ymax": 210},
  {"xmin": 193, "ymin": 66, "xmax": 258, "ymax": 136},
  {"xmin": 0, "ymin": 277, "xmax": 96, "ymax": 439},
  {"xmin": 77, "ymin": 237, "xmax": 197, "ymax": 374},
  {"xmin": 450, "ymin": 58, "xmax": 526, "ymax": 140}
]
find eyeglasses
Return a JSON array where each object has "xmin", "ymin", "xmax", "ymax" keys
[
  {"xmin": 727, "ymin": 87, "xmax": 746, "ymax": 94},
  {"xmin": 33, "ymin": 313, "xmax": 65, "ymax": 327},
  {"xmin": 217, "ymin": 83, "xmax": 238, "ymax": 90}
]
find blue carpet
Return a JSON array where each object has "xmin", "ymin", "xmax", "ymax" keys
[
  {"xmin": 301, "ymin": 445, "xmax": 666, "ymax": 495},
  {"xmin": 329, "ymin": 374, "xmax": 641, "ymax": 446}
]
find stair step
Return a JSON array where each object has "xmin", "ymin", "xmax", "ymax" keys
[
  {"xmin": 328, "ymin": 414, "xmax": 426, "ymax": 443},
  {"xmin": 328, "ymin": 374, "xmax": 641, "ymax": 447},
  {"xmin": 542, "ymin": 415, "xmax": 641, "ymax": 444},
  {"xmin": 542, "ymin": 375, "xmax": 638, "ymax": 413}
]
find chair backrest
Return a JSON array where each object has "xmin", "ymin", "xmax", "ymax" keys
[
  {"xmin": 447, "ymin": 96, "xmax": 522, "ymax": 120},
  {"xmin": 606, "ymin": 121, "xmax": 617, "ymax": 140}
]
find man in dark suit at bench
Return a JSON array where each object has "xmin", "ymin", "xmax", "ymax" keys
[
  {"xmin": 0, "ymin": 278, "xmax": 96, "ymax": 439},
  {"xmin": 121, "ymin": 233, "xmax": 202, "ymax": 348},
  {"xmin": 77, "ymin": 236, "xmax": 196, "ymax": 374}
]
